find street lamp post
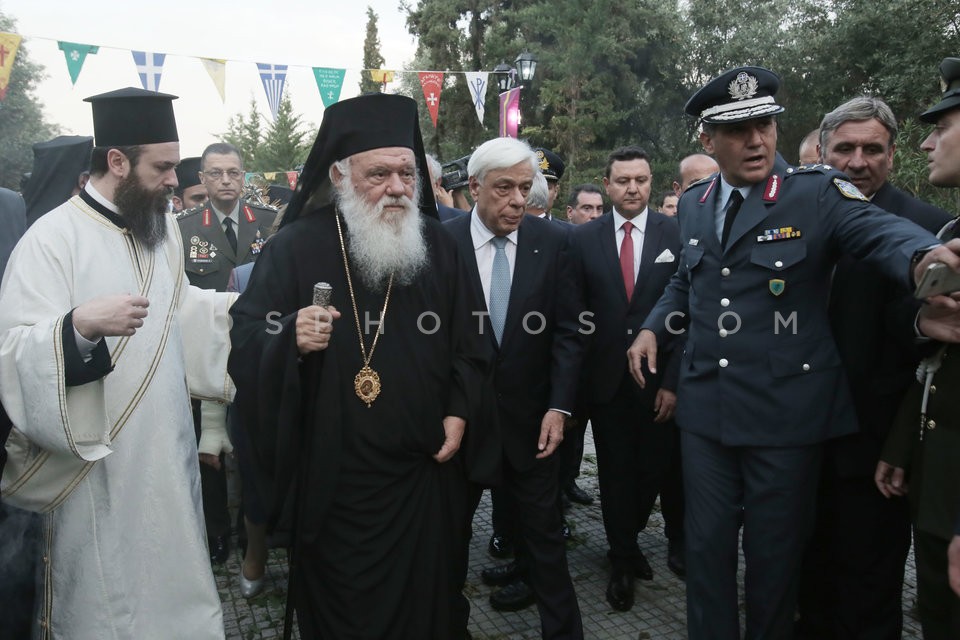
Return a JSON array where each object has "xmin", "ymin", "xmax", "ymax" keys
[{"xmin": 494, "ymin": 52, "xmax": 538, "ymax": 138}]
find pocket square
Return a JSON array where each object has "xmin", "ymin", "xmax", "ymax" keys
[{"xmin": 654, "ymin": 249, "xmax": 676, "ymax": 263}]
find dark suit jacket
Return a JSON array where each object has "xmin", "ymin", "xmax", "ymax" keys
[
  {"xmin": 0, "ymin": 188, "xmax": 26, "ymax": 283},
  {"xmin": 644, "ymin": 158, "xmax": 941, "ymax": 447},
  {"xmin": 438, "ymin": 203, "xmax": 468, "ymax": 222},
  {"xmin": 568, "ymin": 210, "xmax": 683, "ymax": 405},
  {"xmin": 826, "ymin": 182, "xmax": 952, "ymax": 477},
  {"xmin": 444, "ymin": 213, "xmax": 579, "ymax": 473},
  {"xmin": 177, "ymin": 201, "xmax": 277, "ymax": 292}
]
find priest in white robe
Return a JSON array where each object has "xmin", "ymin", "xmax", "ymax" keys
[{"xmin": 0, "ymin": 88, "xmax": 230, "ymax": 639}]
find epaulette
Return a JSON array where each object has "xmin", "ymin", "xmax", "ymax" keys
[
  {"xmin": 175, "ymin": 204, "xmax": 204, "ymax": 220},
  {"xmin": 684, "ymin": 174, "xmax": 716, "ymax": 192},
  {"xmin": 785, "ymin": 163, "xmax": 834, "ymax": 176}
]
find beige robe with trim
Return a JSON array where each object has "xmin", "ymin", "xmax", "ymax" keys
[{"xmin": 0, "ymin": 195, "xmax": 233, "ymax": 639}]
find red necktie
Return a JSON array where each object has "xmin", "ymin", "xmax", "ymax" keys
[{"xmin": 620, "ymin": 220, "xmax": 635, "ymax": 301}]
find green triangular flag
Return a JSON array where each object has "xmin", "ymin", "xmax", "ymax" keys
[
  {"xmin": 312, "ymin": 67, "xmax": 346, "ymax": 108},
  {"xmin": 58, "ymin": 41, "xmax": 98, "ymax": 86}
]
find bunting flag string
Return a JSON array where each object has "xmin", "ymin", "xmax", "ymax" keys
[
  {"xmin": 3, "ymin": 29, "xmax": 513, "ymax": 129},
  {"xmin": 0, "ymin": 32, "xmax": 23, "ymax": 101},
  {"xmin": 57, "ymin": 41, "xmax": 98, "ymax": 86},
  {"xmin": 286, "ymin": 171, "xmax": 298, "ymax": 190},
  {"xmin": 131, "ymin": 50, "xmax": 166, "ymax": 91},
  {"xmin": 201, "ymin": 58, "xmax": 227, "ymax": 102},
  {"xmin": 418, "ymin": 71, "xmax": 444, "ymax": 128},
  {"xmin": 257, "ymin": 63, "xmax": 287, "ymax": 120}
]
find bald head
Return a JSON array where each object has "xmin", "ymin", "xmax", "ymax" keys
[
  {"xmin": 674, "ymin": 154, "xmax": 719, "ymax": 195},
  {"xmin": 798, "ymin": 128, "xmax": 820, "ymax": 165}
]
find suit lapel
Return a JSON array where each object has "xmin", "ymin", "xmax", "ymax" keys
[
  {"xmin": 502, "ymin": 222, "xmax": 537, "ymax": 346},
  {"xmin": 236, "ymin": 206, "xmax": 258, "ymax": 264},
  {"xmin": 451, "ymin": 217, "xmax": 498, "ymax": 348},
  {"xmin": 205, "ymin": 207, "xmax": 237, "ymax": 262},
  {"xmin": 633, "ymin": 215, "xmax": 664, "ymax": 305},
  {"xmin": 596, "ymin": 214, "xmax": 628, "ymax": 304}
]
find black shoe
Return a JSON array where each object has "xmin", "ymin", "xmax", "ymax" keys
[
  {"xmin": 606, "ymin": 565, "xmax": 635, "ymax": 611},
  {"xmin": 489, "ymin": 580, "xmax": 536, "ymax": 612},
  {"xmin": 561, "ymin": 519, "xmax": 572, "ymax": 540},
  {"xmin": 633, "ymin": 550, "xmax": 653, "ymax": 580},
  {"xmin": 488, "ymin": 533, "xmax": 514, "ymax": 559},
  {"xmin": 481, "ymin": 561, "xmax": 522, "ymax": 587},
  {"xmin": 564, "ymin": 482, "xmax": 594, "ymax": 506},
  {"xmin": 667, "ymin": 540, "xmax": 686, "ymax": 578},
  {"xmin": 209, "ymin": 535, "xmax": 229, "ymax": 565}
]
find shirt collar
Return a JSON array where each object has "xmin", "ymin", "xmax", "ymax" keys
[
  {"xmin": 470, "ymin": 207, "xmax": 519, "ymax": 250},
  {"xmin": 717, "ymin": 176, "xmax": 753, "ymax": 208},
  {"xmin": 212, "ymin": 201, "xmax": 241, "ymax": 224},
  {"xmin": 85, "ymin": 182, "xmax": 118, "ymax": 213},
  {"xmin": 612, "ymin": 207, "xmax": 648, "ymax": 232}
]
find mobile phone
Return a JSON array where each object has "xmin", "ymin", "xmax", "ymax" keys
[{"xmin": 914, "ymin": 262, "xmax": 960, "ymax": 298}]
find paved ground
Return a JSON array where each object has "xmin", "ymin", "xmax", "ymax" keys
[{"xmin": 216, "ymin": 429, "xmax": 925, "ymax": 639}]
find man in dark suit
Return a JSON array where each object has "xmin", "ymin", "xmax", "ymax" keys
[
  {"xmin": 566, "ymin": 146, "xmax": 683, "ymax": 611},
  {"xmin": 629, "ymin": 65, "xmax": 959, "ymax": 640},
  {"xmin": 445, "ymin": 136, "xmax": 583, "ymax": 639},
  {"xmin": 796, "ymin": 96, "xmax": 953, "ymax": 640},
  {"xmin": 176, "ymin": 142, "xmax": 277, "ymax": 564}
]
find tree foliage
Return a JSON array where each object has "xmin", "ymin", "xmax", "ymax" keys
[
  {"xmin": 405, "ymin": 0, "xmax": 960, "ymax": 209},
  {"xmin": 223, "ymin": 95, "xmax": 312, "ymax": 174},
  {"xmin": 0, "ymin": 12, "xmax": 57, "ymax": 191},
  {"xmin": 360, "ymin": 7, "xmax": 386, "ymax": 94}
]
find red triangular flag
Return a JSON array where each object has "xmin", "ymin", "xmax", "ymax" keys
[{"xmin": 418, "ymin": 72, "xmax": 444, "ymax": 128}]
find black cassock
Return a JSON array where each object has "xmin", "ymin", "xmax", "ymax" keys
[{"xmin": 229, "ymin": 208, "xmax": 486, "ymax": 639}]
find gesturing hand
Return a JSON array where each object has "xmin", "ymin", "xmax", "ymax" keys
[{"xmin": 73, "ymin": 294, "xmax": 150, "ymax": 341}]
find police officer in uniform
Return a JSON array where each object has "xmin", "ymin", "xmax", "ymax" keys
[
  {"xmin": 627, "ymin": 65, "xmax": 960, "ymax": 640},
  {"xmin": 176, "ymin": 142, "xmax": 277, "ymax": 563},
  {"xmin": 878, "ymin": 57, "xmax": 960, "ymax": 640}
]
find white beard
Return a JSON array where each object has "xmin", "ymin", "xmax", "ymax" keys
[{"xmin": 335, "ymin": 178, "xmax": 428, "ymax": 291}]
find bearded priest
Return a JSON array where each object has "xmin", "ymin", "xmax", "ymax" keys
[
  {"xmin": 228, "ymin": 93, "xmax": 487, "ymax": 639},
  {"xmin": 0, "ymin": 88, "xmax": 232, "ymax": 638}
]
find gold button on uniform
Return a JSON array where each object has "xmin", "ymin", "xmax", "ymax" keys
[
  {"xmin": 927, "ymin": 419, "xmax": 937, "ymax": 430},
  {"xmin": 930, "ymin": 385, "xmax": 937, "ymax": 394}
]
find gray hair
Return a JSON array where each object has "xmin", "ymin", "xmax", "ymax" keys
[
  {"xmin": 526, "ymin": 172, "xmax": 550, "ymax": 209},
  {"xmin": 819, "ymin": 96, "xmax": 898, "ymax": 151},
  {"xmin": 467, "ymin": 137, "xmax": 538, "ymax": 184},
  {"xmin": 425, "ymin": 153, "xmax": 443, "ymax": 186}
]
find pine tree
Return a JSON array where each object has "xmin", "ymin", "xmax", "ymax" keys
[
  {"xmin": 258, "ymin": 93, "xmax": 312, "ymax": 173},
  {"xmin": 359, "ymin": 7, "xmax": 386, "ymax": 94},
  {"xmin": 223, "ymin": 98, "xmax": 262, "ymax": 169}
]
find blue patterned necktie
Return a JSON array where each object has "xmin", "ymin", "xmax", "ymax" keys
[{"xmin": 489, "ymin": 236, "xmax": 511, "ymax": 345}]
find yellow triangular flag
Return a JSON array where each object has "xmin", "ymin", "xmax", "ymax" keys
[
  {"xmin": 368, "ymin": 69, "xmax": 395, "ymax": 84},
  {"xmin": 0, "ymin": 33, "xmax": 23, "ymax": 101},
  {"xmin": 200, "ymin": 58, "xmax": 226, "ymax": 102},
  {"xmin": 263, "ymin": 172, "xmax": 277, "ymax": 181}
]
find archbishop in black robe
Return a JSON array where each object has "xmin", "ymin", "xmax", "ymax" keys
[{"xmin": 228, "ymin": 204, "xmax": 486, "ymax": 638}]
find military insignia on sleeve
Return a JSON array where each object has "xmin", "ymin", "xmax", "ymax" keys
[
  {"xmin": 833, "ymin": 178, "xmax": 868, "ymax": 201},
  {"xmin": 769, "ymin": 279, "xmax": 785, "ymax": 296}
]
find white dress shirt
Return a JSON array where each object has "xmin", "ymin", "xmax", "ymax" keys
[
  {"xmin": 612, "ymin": 207, "xmax": 647, "ymax": 283},
  {"xmin": 470, "ymin": 207, "xmax": 518, "ymax": 310},
  {"xmin": 714, "ymin": 177, "xmax": 753, "ymax": 242}
]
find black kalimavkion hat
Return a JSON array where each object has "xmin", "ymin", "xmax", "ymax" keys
[{"xmin": 84, "ymin": 87, "xmax": 179, "ymax": 147}]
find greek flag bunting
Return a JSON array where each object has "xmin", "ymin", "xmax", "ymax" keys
[
  {"xmin": 131, "ymin": 51, "xmax": 166, "ymax": 92},
  {"xmin": 257, "ymin": 63, "xmax": 287, "ymax": 121}
]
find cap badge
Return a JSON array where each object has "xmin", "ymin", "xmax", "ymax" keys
[
  {"xmin": 536, "ymin": 150, "xmax": 549, "ymax": 172},
  {"xmin": 728, "ymin": 72, "xmax": 759, "ymax": 101}
]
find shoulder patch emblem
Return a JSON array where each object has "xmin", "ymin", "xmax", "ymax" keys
[{"xmin": 833, "ymin": 178, "xmax": 868, "ymax": 201}]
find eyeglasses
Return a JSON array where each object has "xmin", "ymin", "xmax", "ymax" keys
[{"xmin": 202, "ymin": 169, "xmax": 243, "ymax": 180}]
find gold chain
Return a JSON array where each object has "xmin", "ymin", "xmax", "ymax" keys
[{"xmin": 335, "ymin": 212, "xmax": 393, "ymax": 407}]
